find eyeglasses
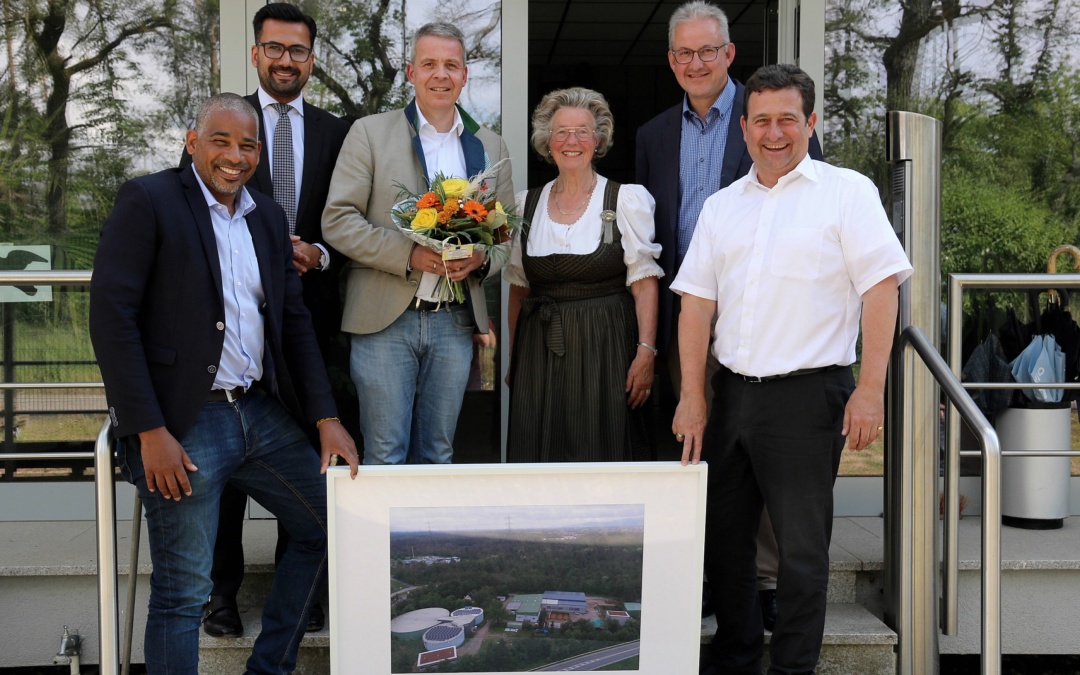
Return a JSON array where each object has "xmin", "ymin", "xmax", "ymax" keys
[
  {"xmin": 551, "ymin": 127, "xmax": 596, "ymax": 143},
  {"xmin": 256, "ymin": 42, "xmax": 313, "ymax": 62},
  {"xmin": 670, "ymin": 44, "xmax": 729, "ymax": 64}
]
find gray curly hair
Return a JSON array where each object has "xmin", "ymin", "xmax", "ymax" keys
[{"xmin": 529, "ymin": 87, "xmax": 614, "ymax": 164}]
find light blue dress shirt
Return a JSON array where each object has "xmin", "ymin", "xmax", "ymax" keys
[
  {"xmin": 191, "ymin": 169, "xmax": 265, "ymax": 390},
  {"xmin": 677, "ymin": 80, "xmax": 737, "ymax": 259}
]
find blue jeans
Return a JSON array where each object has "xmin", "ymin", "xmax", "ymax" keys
[
  {"xmin": 350, "ymin": 305, "xmax": 474, "ymax": 465},
  {"xmin": 119, "ymin": 388, "xmax": 326, "ymax": 675}
]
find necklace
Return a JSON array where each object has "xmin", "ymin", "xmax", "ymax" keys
[{"xmin": 552, "ymin": 172, "xmax": 597, "ymax": 216}]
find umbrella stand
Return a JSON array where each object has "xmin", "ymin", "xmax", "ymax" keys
[{"xmin": 997, "ymin": 245, "xmax": 1080, "ymax": 530}]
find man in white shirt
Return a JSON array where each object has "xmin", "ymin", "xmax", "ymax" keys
[
  {"xmin": 323, "ymin": 23, "xmax": 514, "ymax": 466},
  {"xmin": 671, "ymin": 64, "xmax": 912, "ymax": 675}
]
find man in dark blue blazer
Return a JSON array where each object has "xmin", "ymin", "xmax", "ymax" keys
[
  {"xmin": 90, "ymin": 93, "xmax": 358, "ymax": 675},
  {"xmin": 635, "ymin": 1, "xmax": 821, "ymax": 638},
  {"xmin": 178, "ymin": 3, "xmax": 354, "ymax": 637}
]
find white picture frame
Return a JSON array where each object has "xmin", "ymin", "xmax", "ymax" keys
[{"xmin": 327, "ymin": 462, "xmax": 708, "ymax": 674}]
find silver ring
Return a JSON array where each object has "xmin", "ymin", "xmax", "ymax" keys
[
  {"xmin": 432, "ymin": 262, "xmax": 437, "ymax": 270},
  {"xmin": 877, "ymin": 426, "xmax": 883, "ymax": 431}
]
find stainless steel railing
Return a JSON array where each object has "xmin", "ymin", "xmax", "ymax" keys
[
  {"xmin": 0, "ymin": 270, "xmax": 128, "ymax": 675},
  {"xmin": 945, "ymin": 273, "xmax": 1080, "ymax": 675},
  {"xmin": 900, "ymin": 325, "xmax": 1001, "ymax": 675}
]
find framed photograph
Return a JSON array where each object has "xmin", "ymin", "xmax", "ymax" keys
[{"xmin": 327, "ymin": 462, "xmax": 707, "ymax": 674}]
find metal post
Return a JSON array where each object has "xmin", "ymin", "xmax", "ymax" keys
[
  {"xmin": 94, "ymin": 419, "xmax": 120, "ymax": 675},
  {"xmin": 884, "ymin": 110, "xmax": 942, "ymax": 675}
]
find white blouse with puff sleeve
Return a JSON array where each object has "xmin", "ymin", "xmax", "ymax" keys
[{"xmin": 505, "ymin": 176, "xmax": 664, "ymax": 288}]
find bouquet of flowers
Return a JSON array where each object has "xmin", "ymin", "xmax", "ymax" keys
[{"xmin": 391, "ymin": 159, "xmax": 521, "ymax": 304}]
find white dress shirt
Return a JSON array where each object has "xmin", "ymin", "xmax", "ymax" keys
[
  {"xmin": 413, "ymin": 105, "xmax": 468, "ymax": 301},
  {"xmin": 415, "ymin": 105, "xmax": 467, "ymax": 183},
  {"xmin": 506, "ymin": 177, "xmax": 664, "ymax": 287},
  {"xmin": 258, "ymin": 88, "xmax": 330, "ymax": 270},
  {"xmin": 671, "ymin": 155, "xmax": 912, "ymax": 378},
  {"xmin": 258, "ymin": 88, "xmax": 305, "ymax": 205},
  {"xmin": 191, "ymin": 169, "xmax": 265, "ymax": 390}
]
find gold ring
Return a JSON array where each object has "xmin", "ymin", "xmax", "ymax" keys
[
  {"xmin": 877, "ymin": 426, "xmax": 883, "ymax": 431},
  {"xmin": 645, "ymin": 388, "xmax": 651, "ymax": 396},
  {"xmin": 675, "ymin": 433, "xmax": 685, "ymax": 442}
]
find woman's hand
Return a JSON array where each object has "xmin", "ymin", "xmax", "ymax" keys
[{"xmin": 625, "ymin": 347, "xmax": 655, "ymax": 409}]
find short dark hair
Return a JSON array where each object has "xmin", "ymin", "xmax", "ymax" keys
[
  {"xmin": 743, "ymin": 64, "xmax": 815, "ymax": 119},
  {"xmin": 253, "ymin": 3, "xmax": 317, "ymax": 45}
]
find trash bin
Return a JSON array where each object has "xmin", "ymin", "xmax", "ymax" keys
[{"xmin": 995, "ymin": 403, "xmax": 1071, "ymax": 529}]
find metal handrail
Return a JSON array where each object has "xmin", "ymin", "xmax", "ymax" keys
[
  {"xmin": 94, "ymin": 420, "xmax": 120, "ymax": 675},
  {"xmin": 0, "ymin": 270, "xmax": 123, "ymax": 674},
  {"xmin": 899, "ymin": 325, "xmax": 1001, "ymax": 675},
  {"xmin": 945, "ymin": 272, "xmax": 1080, "ymax": 675}
]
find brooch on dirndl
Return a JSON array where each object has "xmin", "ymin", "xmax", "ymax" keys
[{"xmin": 600, "ymin": 209, "xmax": 616, "ymax": 244}]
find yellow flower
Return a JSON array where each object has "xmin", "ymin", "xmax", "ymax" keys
[
  {"xmin": 440, "ymin": 178, "xmax": 470, "ymax": 200},
  {"xmin": 411, "ymin": 207, "xmax": 438, "ymax": 231}
]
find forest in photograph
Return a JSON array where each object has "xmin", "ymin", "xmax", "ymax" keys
[{"xmin": 386, "ymin": 504, "xmax": 644, "ymax": 672}]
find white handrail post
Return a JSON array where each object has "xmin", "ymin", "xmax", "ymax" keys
[{"xmin": 94, "ymin": 419, "xmax": 119, "ymax": 675}]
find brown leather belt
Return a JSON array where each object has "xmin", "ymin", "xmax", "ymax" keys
[
  {"xmin": 208, "ymin": 387, "xmax": 247, "ymax": 402},
  {"xmin": 740, "ymin": 365, "xmax": 842, "ymax": 384}
]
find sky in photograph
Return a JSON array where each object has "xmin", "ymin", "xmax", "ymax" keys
[{"xmin": 390, "ymin": 503, "xmax": 644, "ymax": 534}]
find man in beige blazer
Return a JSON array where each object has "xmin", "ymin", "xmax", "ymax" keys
[{"xmin": 323, "ymin": 22, "xmax": 513, "ymax": 465}]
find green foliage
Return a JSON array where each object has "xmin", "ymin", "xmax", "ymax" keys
[
  {"xmin": 390, "ymin": 532, "xmax": 644, "ymax": 614},
  {"xmin": 824, "ymin": 0, "xmax": 1080, "ymax": 279},
  {"xmin": 941, "ymin": 165, "xmax": 1075, "ymax": 276}
]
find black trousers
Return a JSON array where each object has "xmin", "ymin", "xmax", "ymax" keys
[{"xmin": 702, "ymin": 365, "xmax": 853, "ymax": 675}]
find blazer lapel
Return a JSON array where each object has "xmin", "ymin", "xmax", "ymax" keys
[
  {"xmin": 460, "ymin": 129, "xmax": 485, "ymax": 178},
  {"xmin": 721, "ymin": 80, "xmax": 748, "ymax": 188},
  {"xmin": 245, "ymin": 94, "xmax": 274, "ymax": 195},
  {"xmin": 404, "ymin": 100, "xmax": 430, "ymax": 188},
  {"xmin": 245, "ymin": 205, "xmax": 277, "ymax": 316},
  {"xmin": 181, "ymin": 166, "xmax": 224, "ymax": 303},
  {"xmin": 297, "ymin": 101, "xmax": 321, "ymax": 220},
  {"xmin": 660, "ymin": 106, "xmax": 682, "ymax": 240}
]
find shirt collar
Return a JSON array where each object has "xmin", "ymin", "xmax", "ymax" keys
[
  {"xmin": 745, "ymin": 153, "xmax": 819, "ymax": 191},
  {"xmin": 681, "ymin": 78, "xmax": 736, "ymax": 123},
  {"xmin": 416, "ymin": 104, "xmax": 464, "ymax": 137},
  {"xmin": 191, "ymin": 167, "xmax": 257, "ymax": 217},
  {"xmin": 258, "ymin": 88, "xmax": 304, "ymax": 117}
]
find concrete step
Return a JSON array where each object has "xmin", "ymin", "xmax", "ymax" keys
[
  {"xmin": 198, "ymin": 606, "xmax": 328, "ymax": 675},
  {"xmin": 701, "ymin": 603, "xmax": 897, "ymax": 675},
  {"xmin": 6, "ymin": 516, "xmax": 1080, "ymax": 671}
]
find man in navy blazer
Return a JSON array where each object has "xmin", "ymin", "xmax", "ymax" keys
[
  {"xmin": 635, "ymin": 0, "xmax": 821, "ymax": 636},
  {"xmin": 179, "ymin": 3, "xmax": 354, "ymax": 637},
  {"xmin": 90, "ymin": 93, "xmax": 358, "ymax": 675}
]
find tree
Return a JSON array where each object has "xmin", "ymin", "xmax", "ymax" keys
[
  {"xmin": 301, "ymin": 0, "xmax": 504, "ymax": 126},
  {"xmin": 22, "ymin": 0, "xmax": 175, "ymax": 236}
]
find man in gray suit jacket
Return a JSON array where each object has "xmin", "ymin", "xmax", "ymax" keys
[{"xmin": 323, "ymin": 22, "xmax": 514, "ymax": 466}]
